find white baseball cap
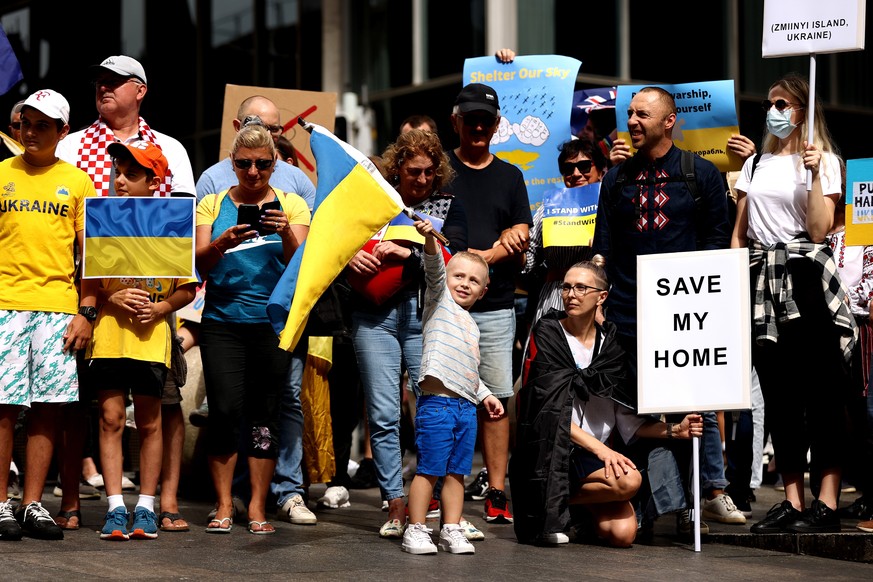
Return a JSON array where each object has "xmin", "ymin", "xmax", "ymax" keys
[
  {"xmin": 91, "ymin": 55, "xmax": 147, "ymax": 84},
  {"xmin": 22, "ymin": 89, "xmax": 70, "ymax": 124}
]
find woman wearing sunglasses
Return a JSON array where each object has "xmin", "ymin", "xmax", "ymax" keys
[
  {"xmin": 194, "ymin": 124, "xmax": 310, "ymax": 535},
  {"xmin": 524, "ymin": 139, "xmax": 608, "ymax": 329},
  {"xmin": 732, "ymin": 74, "xmax": 855, "ymax": 534},
  {"xmin": 511, "ymin": 258, "xmax": 702, "ymax": 546}
]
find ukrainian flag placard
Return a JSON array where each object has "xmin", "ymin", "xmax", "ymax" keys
[
  {"xmin": 382, "ymin": 212, "xmax": 445, "ymax": 245},
  {"xmin": 846, "ymin": 157, "xmax": 873, "ymax": 246},
  {"xmin": 83, "ymin": 197, "xmax": 196, "ymax": 279},
  {"xmin": 616, "ymin": 80, "xmax": 742, "ymax": 172},
  {"xmin": 541, "ymin": 183, "xmax": 600, "ymax": 247}
]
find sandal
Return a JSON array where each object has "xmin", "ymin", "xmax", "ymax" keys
[
  {"xmin": 205, "ymin": 516, "xmax": 233, "ymax": 534},
  {"xmin": 55, "ymin": 510, "xmax": 82, "ymax": 530},
  {"xmin": 159, "ymin": 511, "xmax": 190, "ymax": 532},
  {"xmin": 248, "ymin": 520, "xmax": 276, "ymax": 535},
  {"xmin": 379, "ymin": 519, "xmax": 405, "ymax": 538}
]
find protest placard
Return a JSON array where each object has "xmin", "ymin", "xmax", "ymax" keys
[
  {"xmin": 846, "ymin": 158, "xmax": 873, "ymax": 246},
  {"xmin": 762, "ymin": 0, "xmax": 866, "ymax": 57}
]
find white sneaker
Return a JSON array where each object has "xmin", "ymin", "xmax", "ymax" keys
[
  {"xmin": 85, "ymin": 474, "xmax": 105, "ymax": 489},
  {"xmin": 702, "ymin": 493, "xmax": 747, "ymax": 524},
  {"xmin": 121, "ymin": 475, "xmax": 137, "ymax": 491},
  {"xmin": 459, "ymin": 519, "xmax": 485, "ymax": 541},
  {"xmin": 542, "ymin": 532, "xmax": 569, "ymax": 544},
  {"xmin": 402, "ymin": 522, "xmax": 437, "ymax": 554},
  {"xmin": 439, "ymin": 523, "xmax": 475, "ymax": 554},
  {"xmin": 317, "ymin": 486, "xmax": 351, "ymax": 509},
  {"xmin": 280, "ymin": 494, "xmax": 317, "ymax": 525}
]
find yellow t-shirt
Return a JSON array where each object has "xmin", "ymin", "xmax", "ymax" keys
[
  {"xmin": 89, "ymin": 276, "xmax": 199, "ymax": 367},
  {"xmin": 0, "ymin": 156, "xmax": 96, "ymax": 313}
]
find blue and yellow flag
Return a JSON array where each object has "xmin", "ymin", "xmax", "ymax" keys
[
  {"xmin": 267, "ymin": 123, "xmax": 405, "ymax": 351},
  {"xmin": 541, "ymin": 183, "xmax": 600, "ymax": 248},
  {"xmin": 0, "ymin": 24, "xmax": 23, "ymax": 96},
  {"xmin": 382, "ymin": 212, "xmax": 444, "ymax": 245},
  {"xmin": 83, "ymin": 197, "xmax": 195, "ymax": 278}
]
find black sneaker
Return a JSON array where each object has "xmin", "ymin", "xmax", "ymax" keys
[
  {"xmin": 16, "ymin": 501, "xmax": 63, "ymax": 540},
  {"xmin": 749, "ymin": 500, "xmax": 802, "ymax": 534},
  {"xmin": 464, "ymin": 469, "xmax": 489, "ymax": 501},
  {"xmin": 837, "ymin": 496, "xmax": 873, "ymax": 520},
  {"xmin": 0, "ymin": 501, "xmax": 22, "ymax": 541},
  {"xmin": 349, "ymin": 458, "xmax": 379, "ymax": 489},
  {"xmin": 785, "ymin": 499, "xmax": 841, "ymax": 533}
]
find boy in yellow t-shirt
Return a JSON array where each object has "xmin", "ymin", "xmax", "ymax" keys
[{"xmin": 88, "ymin": 141, "xmax": 197, "ymax": 541}]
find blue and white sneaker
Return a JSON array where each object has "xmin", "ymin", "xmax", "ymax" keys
[
  {"xmin": 100, "ymin": 507, "xmax": 130, "ymax": 541},
  {"xmin": 130, "ymin": 506, "xmax": 159, "ymax": 539}
]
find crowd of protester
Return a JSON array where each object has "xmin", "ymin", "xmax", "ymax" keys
[{"xmin": 1, "ymin": 50, "xmax": 872, "ymax": 558}]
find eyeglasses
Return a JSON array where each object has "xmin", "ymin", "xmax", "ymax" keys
[
  {"xmin": 560, "ymin": 283, "xmax": 605, "ymax": 297},
  {"xmin": 233, "ymin": 158, "xmax": 274, "ymax": 171},
  {"xmin": 10, "ymin": 122, "xmax": 20, "ymax": 129},
  {"xmin": 560, "ymin": 160, "xmax": 593, "ymax": 176},
  {"xmin": 265, "ymin": 124, "xmax": 283, "ymax": 135},
  {"xmin": 460, "ymin": 113, "xmax": 497, "ymax": 128},
  {"xmin": 761, "ymin": 99, "xmax": 804, "ymax": 112}
]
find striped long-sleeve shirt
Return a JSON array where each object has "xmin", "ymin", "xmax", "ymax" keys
[{"xmin": 419, "ymin": 251, "xmax": 491, "ymax": 404}]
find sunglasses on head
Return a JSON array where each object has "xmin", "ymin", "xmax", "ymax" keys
[
  {"xmin": 460, "ymin": 113, "xmax": 497, "ymax": 128},
  {"xmin": 560, "ymin": 160, "xmax": 593, "ymax": 176},
  {"xmin": 233, "ymin": 158, "xmax": 274, "ymax": 171},
  {"xmin": 761, "ymin": 99, "xmax": 803, "ymax": 112}
]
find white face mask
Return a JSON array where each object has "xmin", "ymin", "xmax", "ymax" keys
[{"xmin": 766, "ymin": 107, "xmax": 798, "ymax": 139}]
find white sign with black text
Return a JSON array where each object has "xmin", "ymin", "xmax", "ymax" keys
[
  {"xmin": 762, "ymin": 0, "xmax": 866, "ymax": 57},
  {"xmin": 636, "ymin": 249, "xmax": 751, "ymax": 414}
]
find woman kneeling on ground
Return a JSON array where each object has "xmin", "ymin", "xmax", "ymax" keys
[{"xmin": 510, "ymin": 258, "xmax": 702, "ymax": 547}]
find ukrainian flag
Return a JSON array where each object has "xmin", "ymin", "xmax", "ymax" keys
[
  {"xmin": 382, "ymin": 212, "xmax": 444, "ymax": 245},
  {"xmin": 83, "ymin": 197, "xmax": 195, "ymax": 278},
  {"xmin": 267, "ymin": 122, "xmax": 405, "ymax": 351}
]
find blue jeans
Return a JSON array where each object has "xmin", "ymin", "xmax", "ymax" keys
[
  {"xmin": 701, "ymin": 411, "xmax": 729, "ymax": 492},
  {"xmin": 471, "ymin": 308, "xmax": 515, "ymax": 399},
  {"xmin": 352, "ymin": 292, "xmax": 422, "ymax": 501},
  {"xmin": 271, "ymin": 348, "xmax": 306, "ymax": 508}
]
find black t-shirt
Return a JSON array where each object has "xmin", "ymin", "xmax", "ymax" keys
[{"xmin": 444, "ymin": 150, "xmax": 532, "ymax": 312}]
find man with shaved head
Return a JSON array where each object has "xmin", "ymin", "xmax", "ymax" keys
[{"xmin": 195, "ymin": 95, "xmax": 315, "ymax": 209}]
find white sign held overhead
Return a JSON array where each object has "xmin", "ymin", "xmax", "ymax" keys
[
  {"xmin": 762, "ymin": 0, "xmax": 866, "ymax": 57},
  {"xmin": 636, "ymin": 249, "xmax": 752, "ymax": 415}
]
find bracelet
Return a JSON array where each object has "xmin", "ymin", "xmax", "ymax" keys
[
  {"xmin": 666, "ymin": 423, "xmax": 675, "ymax": 439},
  {"xmin": 210, "ymin": 242, "xmax": 224, "ymax": 258}
]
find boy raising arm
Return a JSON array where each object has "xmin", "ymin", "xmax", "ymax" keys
[{"xmin": 402, "ymin": 219, "xmax": 503, "ymax": 555}]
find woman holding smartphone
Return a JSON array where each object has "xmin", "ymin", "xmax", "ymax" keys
[{"xmin": 195, "ymin": 125, "xmax": 310, "ymax": 535}]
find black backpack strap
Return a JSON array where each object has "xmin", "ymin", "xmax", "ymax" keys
[
  {"xmin": 679, "ymin": 149, "xmax": 701, "ymax": 210},
  {"xmin": 749, "ymin": 152, "xmax": 762, "ymax": 182}
]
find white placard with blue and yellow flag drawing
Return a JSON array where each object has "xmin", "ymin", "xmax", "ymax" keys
[
  {"xmin": 267, "ymin": 122, "xmax": 405, "ymax": 351},
  {"xmin": 462, "ymin": 55, "xmax": 581, "ymax": 211},
  {"xmin": 616, "ymin": 80, "xmax": 742, "ymax": 172}
]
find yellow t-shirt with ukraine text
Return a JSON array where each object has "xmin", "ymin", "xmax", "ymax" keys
[{"xmin": 0, "ymin": 156, "xmax": 96, "ymax": 313}]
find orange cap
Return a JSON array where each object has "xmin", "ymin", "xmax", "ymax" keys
[{"xmin": 107, "ymin": 141, "xmax": 168, "ymax": 182}]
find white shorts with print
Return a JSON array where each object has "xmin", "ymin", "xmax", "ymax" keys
[{"xmin": 0, "ymin": 310, "xmax": 79, "ymax": 406}]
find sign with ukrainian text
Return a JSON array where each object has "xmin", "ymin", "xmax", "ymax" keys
[
  {"xmin": 845, "ymin": 158, "xmax": 873, "ymax": 246},
  {"xmin": 541, "ymin": 183, "xmax": 599, "ymax": 248},
  {"xmin": 83, "ymin": 197, "xmax": 196, "ymax": 278},
  {"xmin": 762, "ymin": 0, "xmax": 866, "ymax": 57},
  {"xmin": 616, "ymin": 80, "xmax": 742, "ymax": 173},
  {"xmin": 637, "ymin": 249, "xmax": 751, "ymax": 414},
  {"xmin": 463, "ymin": 55, "xmax": 582, "ymax": 210}
]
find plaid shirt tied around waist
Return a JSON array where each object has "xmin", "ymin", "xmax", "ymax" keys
[{"xmin": 748, "ymin": 235, "xmax": 857, "ymax": 362}]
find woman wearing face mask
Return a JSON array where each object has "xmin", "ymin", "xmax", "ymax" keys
[{"xmin": 731, "ymin": 74, "xmax": 856, "ymax": 534}]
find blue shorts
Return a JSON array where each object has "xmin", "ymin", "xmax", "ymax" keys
[
  {"xmin": 569, "ymin": 446, "xmax": 606, "ymax": 490},
  {"xmin": 471, "ymin": 308, "xmax": 515, "ymax": 399},
  {"xmin": 414, "ymin": 395, "xmax": 477, "ymax": 477}
]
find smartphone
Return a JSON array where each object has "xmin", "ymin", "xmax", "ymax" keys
[
  {"xmin": 237, "ymin": 203, "xmax": 261, "ymax": 234},
  {"xmin": 259, "ymin": 200, "xmax": 282, "ymax": 235}
]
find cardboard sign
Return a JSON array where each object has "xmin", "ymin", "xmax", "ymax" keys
[
  {"xmin": 616, "ymin": 80, "xmax": 742, "ymax": 172},
  {"xmin": 219, "ymin": 85, "xmax": 337, "ymax": 187},
  {"xmin": 846, "ymin": 157, "xmax": 873, "ymax": 246},
  {"xmin": 762, "ymin": 0, "xmax": 866, "ymax": 57},
  {"xmin": 636, "ymin": 249, "xmax": 751, "ymax": 414}
]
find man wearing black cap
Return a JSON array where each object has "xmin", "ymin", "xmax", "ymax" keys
[{"xmin": 442, "ymin": 83, "xmax": 532, "ymax": 525}]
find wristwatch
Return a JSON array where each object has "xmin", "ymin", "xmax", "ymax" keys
[{"xmin": 78, "ymin": 306, "xmax": 98, "ymax": 321}]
